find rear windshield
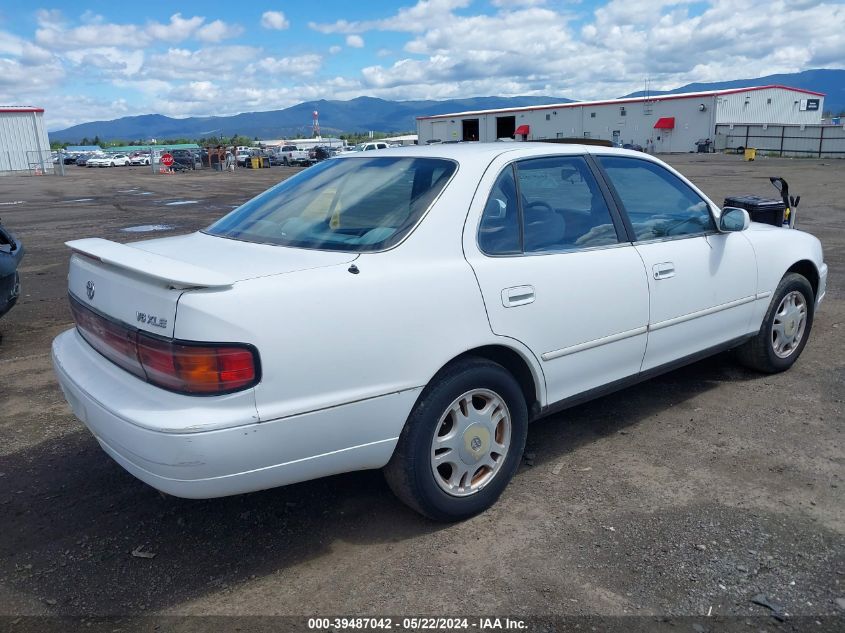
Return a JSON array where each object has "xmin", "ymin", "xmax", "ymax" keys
[{"xmin": 206, "ymin": 156, "xmax": 456, "ymax": 252}]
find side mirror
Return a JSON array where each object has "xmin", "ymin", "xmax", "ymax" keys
[{"xmin": 719, "ymin": 207, "xmax": 751, "ymax": 232}]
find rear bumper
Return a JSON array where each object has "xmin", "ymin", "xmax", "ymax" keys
[{"xmin": 52, "ymin": 329, "xmax": 415, "ymax": 498}]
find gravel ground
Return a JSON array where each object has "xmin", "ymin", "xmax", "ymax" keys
[{"xmin": 0, "ymin": 155, "xmax": 842, "ymax": 629}]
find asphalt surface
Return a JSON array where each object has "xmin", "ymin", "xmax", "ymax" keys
[{"xmin": 0, "ymin": 155, "xmax": 842, "ymax": 628}]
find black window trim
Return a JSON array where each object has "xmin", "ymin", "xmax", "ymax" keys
[
  {"xmin": 591, "ymin": 154, "xmax": 719, "ymax": 244},
  {"xmin": 476, "ymin": 153, "xmax": 629, "ymax": 258}
]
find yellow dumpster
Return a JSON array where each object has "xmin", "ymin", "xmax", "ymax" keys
[
  {"xmin": 744, "ymin": 148, "xmax": 756, "ymax": 161},
  {"xmin": 250, "ymin": 157, "xmax": 260, "ymax": 169}
]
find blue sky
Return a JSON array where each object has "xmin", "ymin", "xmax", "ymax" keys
[{"xmin": 0, "ymin": 0, "xmax": 842, "ymax": 130}]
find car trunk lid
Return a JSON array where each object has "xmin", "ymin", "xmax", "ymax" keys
[{"xmin": 66, "ymin": 234, "xmax": 356, "ymax": 338}]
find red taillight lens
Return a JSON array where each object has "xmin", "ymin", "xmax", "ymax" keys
[
  {"xmin": 69, "ymin": 295, "xmax": 259, "ymax": 395},
  {"xmin": 137, "ymin": 335, "xmax": 257, "ymax": 394},
  {"xmin": 69, "ymin": 296, "xmax": 144, "ymax": 379}
]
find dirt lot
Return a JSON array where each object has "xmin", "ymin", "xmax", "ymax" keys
[{"xmin": 0, "ymin": 155, "xmax": 842, "ymax": 627}]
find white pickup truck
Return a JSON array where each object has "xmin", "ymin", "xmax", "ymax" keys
[{"xmin": 279, "ymin": 145, "xmax": 312, "ymax": 166}]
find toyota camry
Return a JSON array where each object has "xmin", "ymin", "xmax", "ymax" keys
[{"xmin": 52, "ymin": 144, "xmax": 827, "ymax": 521}]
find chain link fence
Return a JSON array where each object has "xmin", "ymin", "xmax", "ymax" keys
[
  {"xmin": 715, "ymin": 124, "xmax": 845, "ymax": 158},
  {"xmin": 0, "ymin": 149, "xmax": 58, "ymax": 175}
]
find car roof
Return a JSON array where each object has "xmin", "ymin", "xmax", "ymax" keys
[{"xmin": 334, "ymin": 142, "xmax": 651, "ymax": 164}]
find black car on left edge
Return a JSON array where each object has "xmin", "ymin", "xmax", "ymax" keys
[{"xmin": 0, "ymin": 218, "xmax": 24, "ymax": 320}]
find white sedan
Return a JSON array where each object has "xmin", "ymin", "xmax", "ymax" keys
[
  {"xmin": 87, "ymin": 153, "xmax": 131, "ymax": 167},
  {"xmin": 52, "ymin": 144, "xmax": 827, "ymax": 521}
]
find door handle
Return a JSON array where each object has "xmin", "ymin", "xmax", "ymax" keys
[
  {"xmin": 501, "ymin": 285, "xmax": 535, "ymax": 307},
  {"xmin": 653, "ymin": 263, "xmax": 675, "ymax": 280}
]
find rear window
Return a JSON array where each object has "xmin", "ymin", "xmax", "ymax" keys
[{"xmin": 206, "ymin": 157, "xmax": 456, "ymax": 252}]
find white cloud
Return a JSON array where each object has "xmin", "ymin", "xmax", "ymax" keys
[
  {"xmin": 491, "ymin": 0, "xmax": 547, "ymax": 6},
  {"xmin": 145, "ymin": 13, "xmax": 205, "ymax": 41},
  {"xmin": 329, "ymin": 45, "xmax": 342, "ymax": 54},
  {"xmin": 65, "ymin": 47, "xmax": 145, "ymax": 77},
  {"xmin": 261, "ymin": 11, "xmax": 290, "ymax": 30},
  {"xmin": 142, "ymin": 46, "xmax": 260, "ymax": 81},
  {"xmin": 247, "ymin": 54, "xmax": 323, "ymax": 76},
  {"xmin": 346, "ymin": 34, "xmax": 365, "ymax": 48},
  {"xmin": 197, "ymin": 20, "xmax": 244, "ymax": 42},
  {"xmin": 310, "ymin": 0, "xmax": 471, "ymax": 34},
  {"xmin": 33, "ymin": 12, "xmax": 242, "ymax": 49}
]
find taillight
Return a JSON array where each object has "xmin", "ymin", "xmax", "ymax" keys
[
  {"xmin": 69, "ymin": 294, "xmax": 259, "ymax": 395},
  {"xmin": 137, "ymin": 335, "xmax": 257, "ymax": 394},
  {"xmin": 69, "ymin": 296, "xmax": 145, "ymax": 379}
]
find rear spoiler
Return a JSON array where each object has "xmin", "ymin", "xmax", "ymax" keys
[{"xmin": 66, "ymin": 238, "xmax": 235, "ymax": 289}]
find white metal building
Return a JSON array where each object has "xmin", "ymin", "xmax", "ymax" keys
[
  {"xmin": 260, "ymin": 137, "xmax": 345, "ymax": 150},
  {"xmin": 416, "ymin": 85, "xmax": 825, "ymax": 153},
  {"xmin": 0, "ymin": 106, "xmax": 52, "ymax": 174}
]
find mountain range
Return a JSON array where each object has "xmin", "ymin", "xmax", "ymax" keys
[
  {"xmin": 49, "ymin": 95, "xmax": 574, "ymax": 142},
  {"xmin": 50, "ymin": 69, "xmax": 844, "ymax": 143}
]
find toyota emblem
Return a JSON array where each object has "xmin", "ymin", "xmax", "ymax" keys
[
  {"xmin": 470, "ymin": 436, "xmax": 482, "ymax": 451},
  {"xmin": 86, "ymin": 280, "xmax": 95, "ymax": 301}
]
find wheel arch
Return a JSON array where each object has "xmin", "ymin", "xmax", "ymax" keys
[
  {"xmin": 786, "ymin": 259, "xmax": 819, "ymax": 299},
  {"xmin": 431, "ymin": 344, "xmax": 544, "ymax": 420}
]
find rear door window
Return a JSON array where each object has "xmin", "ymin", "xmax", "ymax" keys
[
  {"xmin": 516, "ymin": 156, "xmax": 620, "ymax": 252},
  {"xmin": 478, "ymin": 166, "xmax": 521, "ymax": 255}
]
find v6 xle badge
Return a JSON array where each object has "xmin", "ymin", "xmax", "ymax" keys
[
  {"xmin": 136, "ymin": 312, "xmax": 168, "ymax": 329},
  {"xmin": 86, "ymin": 280, "xmax": 95, "ymax": 300}
]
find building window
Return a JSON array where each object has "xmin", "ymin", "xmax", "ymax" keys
[
  {"xmin": 590, "ymin": 112, "xmax": 596, "ymax": 118},
  {"xmin": 620, "ymin": 107, "xmax": 626, "ymax": 116},
  {"xmin": 767, "ymin": 98, "xmax": 772, "ymax": 105},
  {"xmin": 545, "ymin": 114, "xmax": 551, "ymax": 121}
]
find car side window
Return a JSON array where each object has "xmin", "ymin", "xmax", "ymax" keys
[
  {"xmin": 515, "ymin": 156, "xmax": 619, "ymax": 252},
  {"xmin": 598, "ymin": 156, "xmax": 716, "ymax": 240},
  {"xmin": 478, "ymin": 166, "xmax": 521, "ymax": 255}
]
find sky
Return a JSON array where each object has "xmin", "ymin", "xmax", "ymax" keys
[{"xmin": 0, "ymin": 0, "xmax": 843, "ymax": 130}]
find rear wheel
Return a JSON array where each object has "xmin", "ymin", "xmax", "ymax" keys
[
  {"xmin": 736, "ymin": 273, "xmax": 814, "ymax": 373},
  {"xmin": 384, "ymin": 358, "xmax": 528, "ymax": 521}
]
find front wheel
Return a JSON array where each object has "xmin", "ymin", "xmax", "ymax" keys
[
  {"xmin": 384, "ymin": 358, "xmax": 528, "ymax": 521},
  {"xmin": 736, "ymin": 272, "xmax": 814, "ymax": 373}
]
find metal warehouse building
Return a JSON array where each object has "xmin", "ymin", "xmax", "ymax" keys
[
  {"xmin": 417, "ymin": 85, "xmax": 825, "ymax": 153},
  {"xmin": 0, "ymin": 106, "xmax": 52, "ymax": 174}
]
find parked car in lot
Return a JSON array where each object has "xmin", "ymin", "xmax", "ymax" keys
[
  {"xmin": 52, "ymin": 144, "xmax": 827, "ymax": 521},
  {"xmin": 84, "ymin": 153, "xmax": 108, "ymax": 167},
  {"xmin": 353, "ymin": 141, "xmax": 389, "ymax": 152},
  {"xmin": 63, "ymin": 153, "xmax": 81, "ymax": 165},
  {"xmin": 87, "ymin": 153, "xmax": 130, "ymax": 167},
  {"xmin": 170, "ymin": 149, "xmax": 199, "ymax": 170},
  {"xmin": 0, "ymin": 218, "xmax": 24, "ymax": 321},
  {"xmin": 235, "ymin": 149, "xmax": 253, "ymax": 167},
  {"xmin": 279, "ymin": 145, "xmax": 311, "ymax": 166},
  {"xmin": 309, "ymin": 146, "xmax": 333, "ymax": 162},
  {"xmin": 75, "ymin": 154, "xmax": 93, "ymax": 166},
  {"xmin": 266, "ymin": 151, "xmax": 285, "ymax": 166},
  {"xmin": 130, "ymin": 153, "xmax": 150, "ymax": 166}
]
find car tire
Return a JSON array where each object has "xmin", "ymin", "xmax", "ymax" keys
[
  {"xmin": 110, "ymin": 162, "xmax": 115, "ymax": 167},
  {"xmin": 736, "ymin": 273, "xmax": 814, "ymax": 373},
  {"xmin": 384, "ymin": 357, "xmax": 528, "ymax": 522}
]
